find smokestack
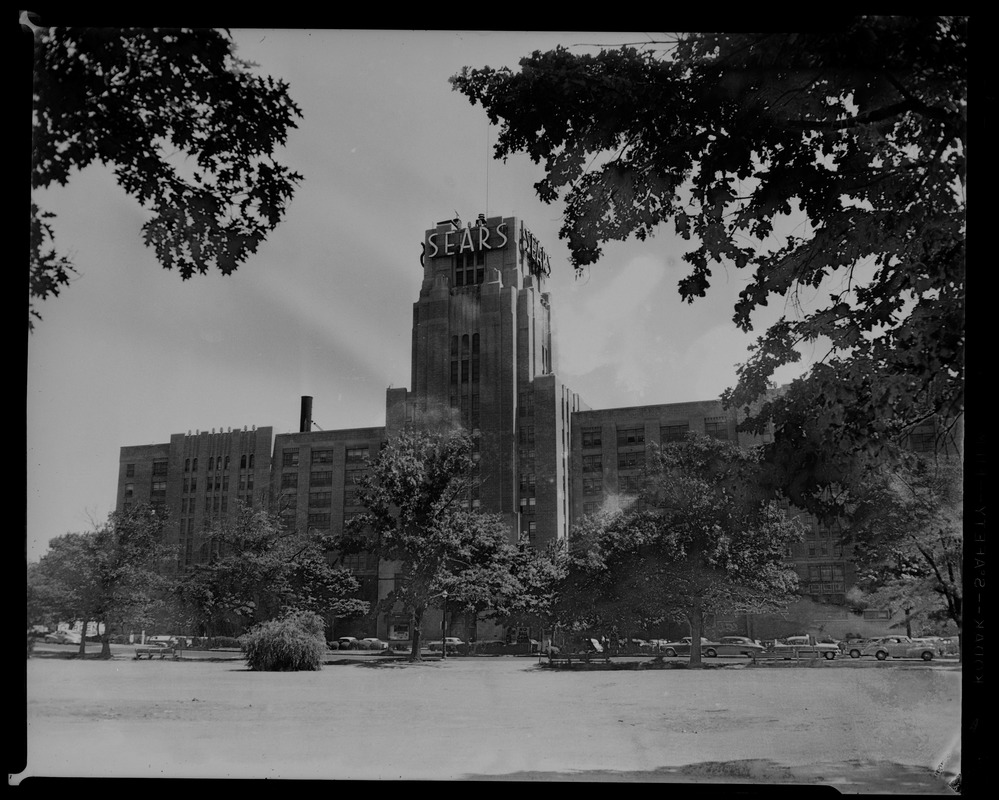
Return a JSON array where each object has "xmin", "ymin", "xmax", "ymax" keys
[{"xmin": 300, "ymin": 396, "xmax": 313, "ymax": 433}]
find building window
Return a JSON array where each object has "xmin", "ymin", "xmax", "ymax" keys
[
  {"xmin": 152, "ymin": 460, "xmax": 168, "ymax": 476},
  {"xmin": 281, "ymin": 473, "xmax": 298, "ymax": 489},
  {"xmin": 581, "ymin": 428, "xmax": 602, "ymax": 448},
  {"xmin": 616, "ymin": 427, "xmax": 645, "ymax": 447},
  {"xmin": 345, "ymin": 447, "xmax": 368, "ymax": 464},
  {"xmin": 309, "ymin": 492, "xmax": 332, "ymax": 508},
  {"xmin": 704, "ymin": 418, "xmax": 729, "ymax": 440},
  {"xmin": 909, "ymin": 426, "xmax": 935, "ymax": 453},
  {"xmin": 282, "ymin": 450, "xmax": 299, "ymax": 468},
  {"xmin": 661, "ymin": 423, "xmax": 689, "ymax": 443},
  {"xmin": 126, "ymin": 464, "xmax": 135, "ymax": 477},
  {"xmin": 310, "ymin": 470, "xmax": 333, "ymax": 487},
  {"xmin": 519, "ymin": 497, "xmax": 536, "ymax": 514},
  {"xmin": 519, "ymin": 426, "xmax": 535, "ymax": 445},
  {"xmin": 240, "ymin": 454, "xmax": 247, "ymax": 469},
  {"xmin": 583, "ymin": 477, "xmax": 602, "ymax": 496},
  {"xmin": 519, "ymin": 473, "xmax": 537, "ymax": 493},
  {"xmin": 583, "ymin": 502, "xmax": 600, "ymax": 515},
  {"xmin": 184, "ymin": 458, "xmax": 191, "ymax": 472},
  {"xmin": 619, "ymin": 474, "xmax": 642, "ymax": 494},
  {"xmin": 519, "ymin": 391, "xmax": 534, "ymax": 417},
  {"xmin": 307, "ymin": 513, "xmax": 331, "ymax": 529},
  {"xmin": 618, "ymin": 451, "xmax": 646, "ymax": 470},
  {"xmin": 582, "ymin": 455, "xmax": 602, "ymax": 473},
  {"xmin": 248, "ymin": 454, "xmax": 254, "ymax": 469},
  {"xmin": 124, "ymin": 483, "xmax": 134, "ymax": 498},
  {"xmin": 224, "ymin": 455, "xmax": 230, "ymax": 471},
  {"xmin": 312, "ymin": 449, "xmax": 334, "ymax": 465}
]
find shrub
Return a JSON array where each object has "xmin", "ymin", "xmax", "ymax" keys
[
  {"xmin": 327, "ymin": 640, "xmax": 340, "ymax": 650},
  {"xmin": 239, "ymin": 611, "xmax": 327, "ymax": 672}
]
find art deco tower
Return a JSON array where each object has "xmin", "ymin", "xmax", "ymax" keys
[{"xmin": 386, "ymin": 214, "xmax": 585, "ymax": 547}]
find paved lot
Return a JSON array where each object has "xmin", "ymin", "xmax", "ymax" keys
[{"xmin": 21, "ymin": 649, "xmax": 961, "ymax": 791}]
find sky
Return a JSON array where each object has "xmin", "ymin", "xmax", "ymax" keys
[{"xmin": 26, "ymin": 29, "xmax": 823, "ymax": 563}]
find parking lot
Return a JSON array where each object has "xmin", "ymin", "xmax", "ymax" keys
[{"xmin": 22, "ymin": 645, "xmax": 961, "ymax": 790}]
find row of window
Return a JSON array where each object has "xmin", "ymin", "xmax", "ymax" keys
[
  {"xmin": 580, "ymin": 420, "xmax": 730, "ymax": 449},
  {"xmin": 581, "ymin": 452, "xmax": 648, "ymax": 473},
  {"xmin": 282, "ymin": 448, "xmax": 365, "ymax": 468}
]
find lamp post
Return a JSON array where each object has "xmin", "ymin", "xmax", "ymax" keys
[{"xmin": 441, "ymin": 590, "xmax": 448, "ymax": 660}]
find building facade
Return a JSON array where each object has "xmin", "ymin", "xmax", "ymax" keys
[{"xmin": 117, "ymin": 212, "xmax": 940, "ymax": 641}]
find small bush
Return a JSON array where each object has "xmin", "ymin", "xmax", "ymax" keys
[
  {"xmin": 240, "ymin": 611, "xmax": 327, "ymax": 672},
  {"xmin": 327, "ymin": 641, "xmax": 340, "ymax": 650}
]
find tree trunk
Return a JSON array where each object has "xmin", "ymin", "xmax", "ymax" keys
[
  {"xmin": 77, "ymin": 622, "xmax": 88, "ymax": 658},
  {"xmin": 409, "ymin": 607, "xmax": 423, "ymax": 662},
  {"xmin": 688, "ymin": 608, "xmax": 704, "ymax": 668},
  {"xmin": 100, "ymin": 626, "xmax": 112, "ymax": 659}
]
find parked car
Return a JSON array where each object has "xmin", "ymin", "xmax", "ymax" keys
[
  {"xmin": 921, "ymin": 636, "xmax": 959, "ymax": 657},
  {"xmin": 361, "ymin": 638, "xmax": 389, "ymax": 650},
  {"xmin": 769, "ymin": 635, "xmax": 839, "ymax": 660},
  {"xmin": 427, "ymin": 637, "xmax": 464, "ymax": 652},
  {"xmin": 337, "ymin": 636, "xmax": 359, "ymax": 650},
  {"xmin": 659, "ymin": 637, "xmax": 721, "ymax": 658},
  {"xmin": 841, "ymin": 638, "xmax": 872, "ymax": 658},
  {"xmin": 43, "ymin": 630, "xmax": 81, "ymax": 645},
  {"xmin": 714, "ymin": 636, "xmax": 765, "ymax": 657},
  {"xmin": 860, "ymin": 636, "xmax": 940, "ymax": 661}
]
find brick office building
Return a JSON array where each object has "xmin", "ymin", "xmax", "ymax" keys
[{"xmin": 117, "ymin": 213, "xmax": 950, "ymax": 641}]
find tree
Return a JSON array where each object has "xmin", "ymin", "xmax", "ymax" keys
[
  {"xmin": 846, "ymin": 452, "xmax": 963, "ymax": 656},
  {"xmin": 560, "ymin": 436, "xmax": 802, "ymax": 666},
  {"xmin": 451, "ymin": 18, "xmax": 966, "ymax": 498},
  {"xmin": 331, "ymin": 428, "xmax": 518, "ymax": 661},
  {"xmin": 31, "ymin": 505, "xmax": 173, "ymax": 658},
  {"xmin": 484, "ymin": 541, "xmax": 570, "ymax": 649},
  {"xmin": 30, "ymin": 26, "xmax": 302, "ymax": 329},
  {"xmin": 173, "ymin": 503, "xmax": 367, "ymax": 639}
]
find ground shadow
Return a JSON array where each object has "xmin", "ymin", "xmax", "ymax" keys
[{"xmin": 463, "ymin": 758, "xmax": 960, "ymax": 793}]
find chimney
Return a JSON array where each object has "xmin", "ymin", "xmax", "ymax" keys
[{"xmin": 300, "ymin": 396, "xmax": 313, "ymax": 433}]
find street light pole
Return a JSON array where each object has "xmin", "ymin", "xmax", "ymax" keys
[{"xmin": 441, "ymin": 590, "xmax": 448, "ymax": 660}]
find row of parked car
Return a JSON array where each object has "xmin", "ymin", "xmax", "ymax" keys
[
  {"xmin": 582, "ymin": 634, "xmax": 956, "ymax": 661},
  {"xmin": 838, "ymin": 636, "xmax": 955, "ymax": 661}
]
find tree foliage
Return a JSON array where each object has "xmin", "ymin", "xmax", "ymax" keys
[
  {"xmin": 560, "ymin": 436, "xmax": 802, "ymax": 665},
  {"xmin": 846, "ymin": 452, "xmax": 963, "ymax": 654},
  {"xmin": 331, "ymin": 428, "xmax": 520, "ymax": 661},
  {"xmin": 451, "ymin": 18, "xmax": 966, "ymax": 498},
  {"xmin": 30, "ymin": 505, "xmax": 173, "ymax": 657},
  {"xmin": 172, "ymin": 504, "xmax": 367, "ymax": 638},
  {"xmin": 30, "ymin": 26, "xmax": 303, "ymax": 329}
]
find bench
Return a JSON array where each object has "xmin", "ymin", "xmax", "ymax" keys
[
  {"xmin": 547, "ymin": 651, "xmax": 613, "ymax": 667},
  {"xmin": 547, "ymin": 639, "xmax": 613, "ymax": 667},
  {"xmin": 134, "ymin": 647, "xmax": 176, "ymax": 660}
]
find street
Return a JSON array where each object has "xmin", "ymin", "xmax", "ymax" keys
[{"xmin": 20, "ymin": 651, "xmax": 961, "ymax": 791}]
